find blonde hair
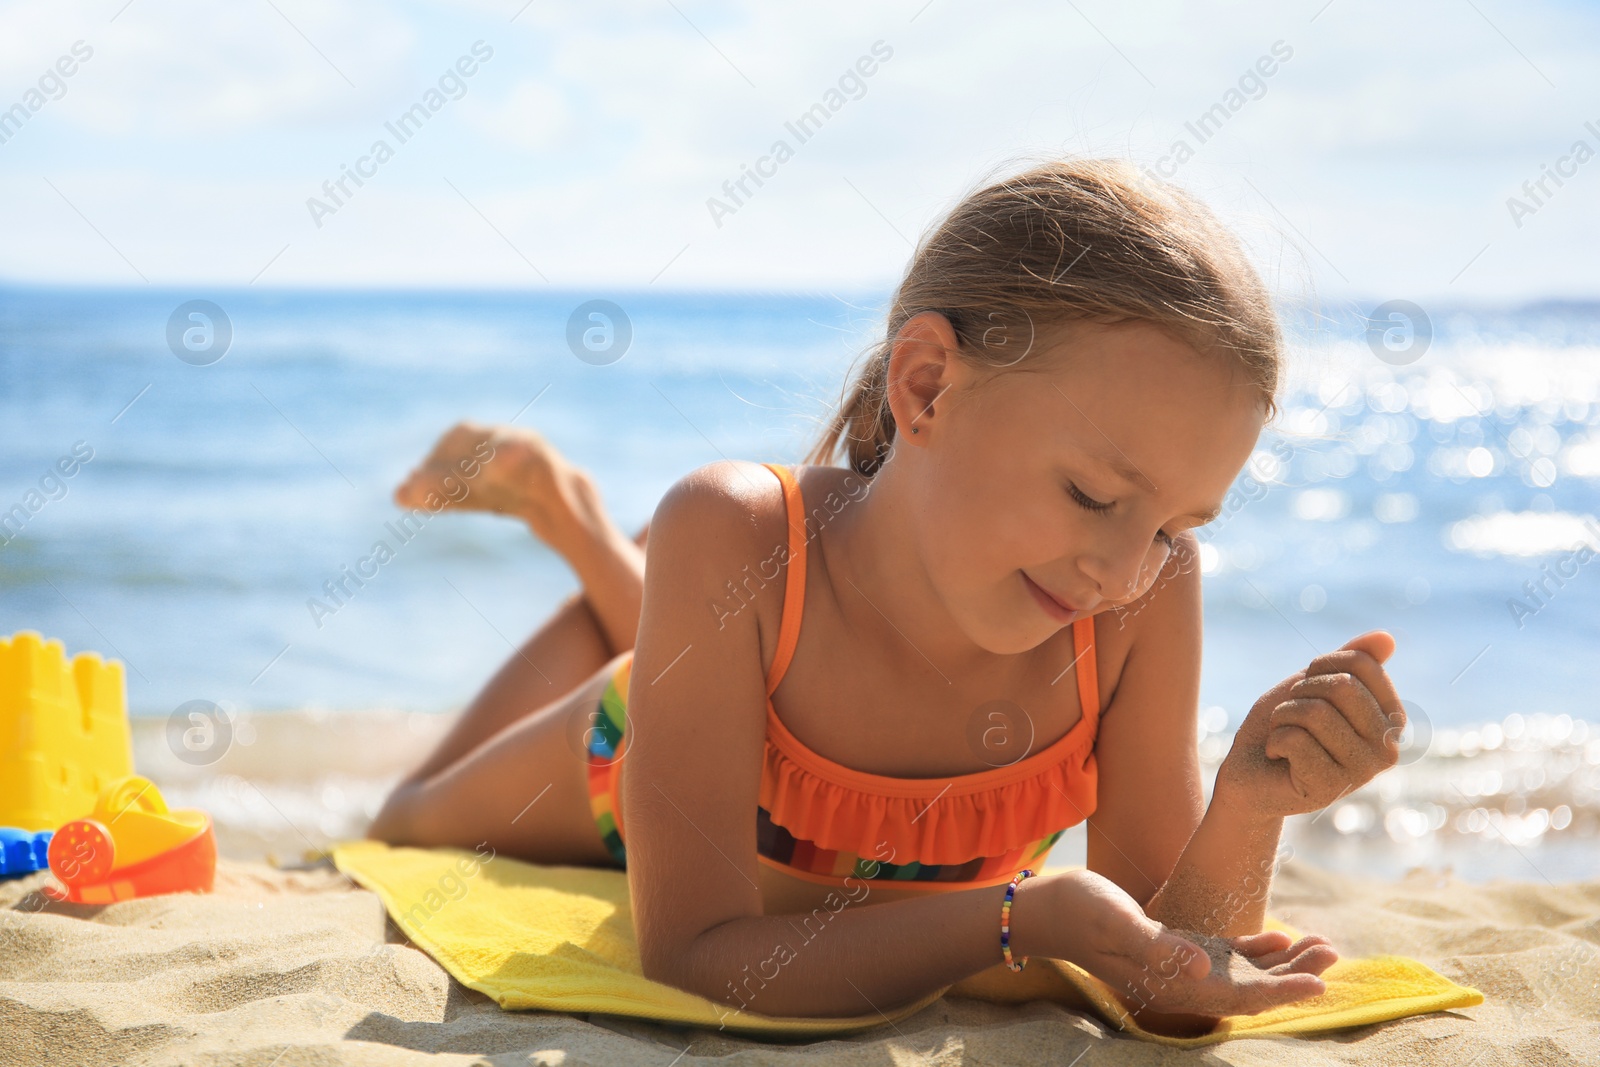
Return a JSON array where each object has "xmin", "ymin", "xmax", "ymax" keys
[{"xmin": 807, "ymin": 157, "xmax": 1283, "ymax": 477}]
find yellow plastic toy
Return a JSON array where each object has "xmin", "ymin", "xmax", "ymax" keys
[
  {"xmin": 0, "ymin": 631, "xmax": 134, "ymax": 832},
  {"xmin": 46, "ymin": 775, "xmax": 216, "ymax": 903}
]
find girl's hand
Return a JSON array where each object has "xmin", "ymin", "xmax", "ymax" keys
[
  {"xmin": 1039, "ymin": 869, "xmax": 1335, "ymax": 1024},
  {"xmin": 1217, "ymin": 631, "xmax": 1405, "ymax": 819}
]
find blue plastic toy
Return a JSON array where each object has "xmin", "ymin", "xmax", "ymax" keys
[{"xmin": 0, "ymin": 827, "xmax": 53, "ymax": 878}]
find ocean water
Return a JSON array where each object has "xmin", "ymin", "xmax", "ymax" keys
[{"xmin": 3, "ymin": 288, "xmax": 1598, "ymax": 880}]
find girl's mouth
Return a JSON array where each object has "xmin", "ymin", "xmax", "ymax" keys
[{"xmin": 1021, "ymin": 571, "xmax": 1083, "ymax": 624}]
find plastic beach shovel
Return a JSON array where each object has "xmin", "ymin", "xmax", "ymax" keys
[
  {"xmin": 0, "ymin": 828, "xmax": 52, "ymax": 879},
  {"xmin": 45, "ymin": 775, "xmax": 216, "ymax": 903}
]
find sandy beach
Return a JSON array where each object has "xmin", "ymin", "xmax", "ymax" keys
[
  {"xmin": 2, "ymin": 847, "xmax": 1596, "ymax": 1066},
  {"xmin": 3, "ymin": 708, "xmax": 1594, "ymax": 1065}
]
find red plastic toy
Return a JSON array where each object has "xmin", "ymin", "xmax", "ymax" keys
[{"xmin": 45, "ymin": 776, "xmax": 216, "ymax": 904}]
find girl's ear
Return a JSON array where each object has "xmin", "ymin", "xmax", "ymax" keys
[{"xmin": 885, "ymin": 312, "xmax": 962, "ymax": 443}]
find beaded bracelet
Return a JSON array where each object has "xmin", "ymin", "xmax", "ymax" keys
[{"xmin": 1000, "ymin": 869, "xmax": 1036, "ymax": 972}]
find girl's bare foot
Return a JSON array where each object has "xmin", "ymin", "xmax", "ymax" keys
[
  {"xmin": 396, "ymin": 421, "xmax": 612, "ymax": 559},
  {"xmin": 397, "ymin": 421, "xmax": 646, "ymax": 653}
]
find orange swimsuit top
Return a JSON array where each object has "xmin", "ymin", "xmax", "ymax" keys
[{"xmin": 751, "ymin": 462, "xmax": 1103, "ymax": 889}]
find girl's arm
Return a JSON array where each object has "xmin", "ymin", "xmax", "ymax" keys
[
  {"xmin": 1085, "ymin": 540, "xmax": 1205, "ymax": 903},
  {"xmin": 1086, "ymin": 533, "xmax": 1277, "ymax": 934},
  {"xmin": 623, "ymin": 466, "xmax": 1325, "ymax": 1022},
  {"xmin": 1086, "ymin": 536, "xmax": 1329, "ymax": 1034},
  {"xmin": 1090, "ymin": 536, "xmax": 1400, "ymax": 1029},
  {"xmin": 1139, "ymin": 629, "xmax": 1405, "ymax": 937},
  {"xmin": 1094, "ymin": 532, "xmax": 1403, "ymax": 937}
]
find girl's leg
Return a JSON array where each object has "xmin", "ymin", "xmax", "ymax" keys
[
  {"xmin": 383, "ymin": 421, "xmax": 646, "ymax": 785},
  {"xmin": 394, "ymin": 421, "xmax": 646, "ymax": 654},
  {"xmin": 369, "ymin": 655, "xmax": 627, "ymax": 867},
  {"xmin": 398, "ymin": 590, "xmax": 616, "ymax": 786}
]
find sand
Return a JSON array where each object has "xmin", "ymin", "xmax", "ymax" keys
[{"xmin": 2, "ymin": 856, "xmax": 1597, "ymax": 1067}]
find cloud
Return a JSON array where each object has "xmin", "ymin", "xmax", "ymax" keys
[
  {"xmin": 1, "ymin": 0, "xmax": 417, "ymax": 137},
  {"xmin": 0, "ymin": 0, "xmax": 1596, "ymax": 298},
  {"xmin": 460, "ymin": 79, "xmax": 573, "ymax": 153}
]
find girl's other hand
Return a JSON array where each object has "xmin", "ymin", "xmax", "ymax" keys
[
  {"xmin": 1037, "ymin": 869, "xmax": 1335, "ymax": 1027},
  {"xmin": 1217, "ymin": 631, "xmax": 1405, "ymax": 820}
]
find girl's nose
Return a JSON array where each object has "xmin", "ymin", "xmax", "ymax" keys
[{"xmin": 1082, "ymin": 534, "xmax": 1167, "ymax": 604}]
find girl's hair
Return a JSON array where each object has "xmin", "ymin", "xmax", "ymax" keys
[{"xmin": 807, "ymin": 157, "xmax": 1284, "ymax": 477}]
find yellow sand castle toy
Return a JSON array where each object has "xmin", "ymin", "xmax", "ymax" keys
[{"xmin": 0, "ymin": 631, "xmax": 134, "ymax": 833}]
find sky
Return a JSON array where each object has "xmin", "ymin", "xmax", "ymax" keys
[{"xmin": 0, "ymin": 0, "xmax": 1596, "ymax": 302}]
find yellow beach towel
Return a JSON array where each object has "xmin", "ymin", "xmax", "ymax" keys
[{"xmin": 331, "ymin": 841, "xmax": 1482, "ymax": 1047}]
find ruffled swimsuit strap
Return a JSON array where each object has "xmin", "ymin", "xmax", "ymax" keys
[{"xmin": 759, "ymin": 462, "xmax": 808, "ymax": 696}]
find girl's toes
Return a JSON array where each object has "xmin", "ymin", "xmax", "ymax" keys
[
  {"xmin": 395, "ymin": 474, "xmax": 417, "ymax": 507},
  {"xmin": 436, "ymin": 421, "xmax": 489, "ymax": 460},
  {"xmin": 395, "ymin": 471, "xmax": 426, "ymax": 508},
  {"xmin": 396, "ymin": 466, "xmax": 451, "ymax": 509}
]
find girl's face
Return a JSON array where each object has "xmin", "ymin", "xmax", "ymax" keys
[{"xmin": 902, "ymin": 317, "xmax": 1266, "ymax": 655}]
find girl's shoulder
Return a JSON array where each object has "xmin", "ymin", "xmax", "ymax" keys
[
  {"xmin": 646, "ymin": 459, "xmax": 803, "ymax": 667},
  {"xmin": 652, "ymin": 459, "xmax": 789, "ymax": 542},
  {"xmin": 653, "ymin": 460, "xmax": 862, "ymax": 545}
]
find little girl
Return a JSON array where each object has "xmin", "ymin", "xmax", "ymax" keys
[{"xmin": 370, "ymin": 158, "xmax": 1405, "ymax": 1037}]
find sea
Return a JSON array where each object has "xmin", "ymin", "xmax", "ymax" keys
[{"xmin": 2, "ymin": 287, "xmax": 1597, "ymax": 882}]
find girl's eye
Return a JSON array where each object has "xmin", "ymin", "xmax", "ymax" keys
[
  {"xmin": 1065, "ymin": 482, "xmax": 1113, "ymax": 513},
  {"xmin": 1068, "ymin": 480, "xmax": 1176, "ymax": 548}
]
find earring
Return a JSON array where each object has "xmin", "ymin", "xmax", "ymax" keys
[{"xmin": 910, "ymin": 427, "xmax": 920, "ymax": 434}]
